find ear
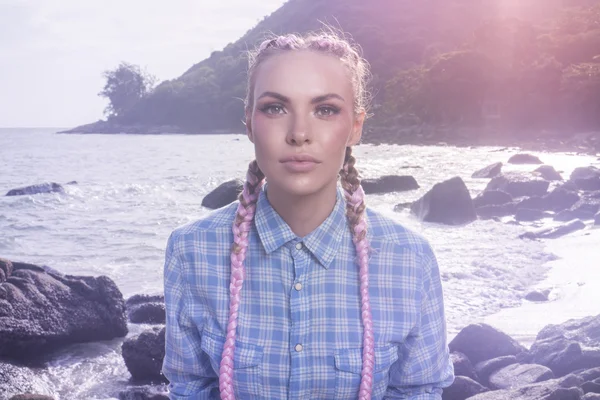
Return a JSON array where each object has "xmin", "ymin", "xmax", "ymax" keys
[
  {"xmin": 245, "ymin": 109, "xmax": 254, "ymax": 143},
  {"xmin": 348, "ymin": 111, "xmax": 365, "ymax": 146}
]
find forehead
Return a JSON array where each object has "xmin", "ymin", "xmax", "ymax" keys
[{"xmin": 253, "ymin": 50, "xmax": 353, "ymax": 100}]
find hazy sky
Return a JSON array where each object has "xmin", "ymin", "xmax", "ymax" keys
[{"xmin": 0, "ymin": 0, "xmax": 286, "ymax": 128}]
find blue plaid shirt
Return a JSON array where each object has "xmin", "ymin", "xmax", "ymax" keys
[{"xmin": 162, "ymin": 186, "xmax": 454, "ymax": 399}]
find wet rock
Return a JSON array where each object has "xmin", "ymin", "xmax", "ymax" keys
[
  {"xmin": 554, "ymin": 209, "xmax": 578, "ymax": 222},
  {"xmin": 5, "ymin": 183, "xmax": 65, "ymax": 196},
  {"xmin": 9, "ymin": 396, "xmax": 55, "ymax": 400},
  {"xmin": 442, "ymin": 376, "xmax": 488, "ymax": 400},
  {"xmin": 472, "ymin": 162, "xmax": 503, "ymax": 179},
  {"xmin": 515, "ymin": 208, "xmax": 549, "ymax": 222},
  {"xmin": 569, "ymin": 198, "xmax": 600, "ymax": 220},
  {"xmin": 570, "ymin": 167, "xmax": 600, "ymax": 191},
  {"xmin": 583, "ymin": 393, "xmax": 600, "ymax": 399},
  {"xmin": 530, "ymin": 314, "xmax": 600, "ymax": 377},
  {"xmin": 544, "ymin": 188, "xmax": 580, "ymax": 212},
  {"xmin": 508, "ymin": 154, "xmax": 543, "ymax": 164},
  {"xmin": 0, "ymin": 259, "xmax": 128, "ymax": 360},
  {"xmin": 576, "ymin": 368, "xmax": 600, "ymax": 383},
  {"xmin": 520, "ymin": 220, "xmax": 586, "ymax": 239},
  {"xmin": 393, "ymin": 202, "xmax": 413, "ymax": 212},
  {"xmin": 0, "ymin": 362, "xmax": 55, "ymax": 399},
  {"xmin": 122, "ymin": 327, "xmax": 167, "ymax": 382},
  {"xmin": 451, "ymin": 351, "xmax": 478, "ymax": 381},
  {"xmin": 467, "ymin": 375, "xmax": 583, "ymax": 399},
  {"xmin": 361, "ymin": 175, "xmax": 419, "ymax": 194},
  {"xmin": 473, "ymin": 190, "xmax": 513, "ymax": 208},
  {"xmin": 201, "ymin": 179, "xmax": 243, "ymax": 209},
  {"xmin": 516, "ymin": 196, "xmax": 546, "ymax": 211},
  {"xmin": 476, "ymin": 203, "xmax": 517, "ymax": 220},
  {"xmin": 581, "ymin": 381, "xmax": 600, "ymax": 394},
  {"xmin": 525, "ymin": 290, "xmax": 550, "ymax": 302},
  {"xmin": 489, "ymin": 363, "xmax": 555, "ymax": 390},
  {"xmin": 475, "ymin": 356, "xmax": 518, "ymax": 387},
  {"xmin": 126, "ymin": 294, "xmax": 165, "ymax": 324},
  {"xmin": 485, "ymin": 173, "xmax": 550, "ymax": 198},
  {"xmin": 535, "ymin": 165, "xmax": 563, "ymax": 181},
  {"xmin": 449, "ymin": 324, "xmax": 527, "ymax": 365},
  {"xmin": 118, "ymin": 385, "xmax": 169, "ymax": 400},
  {"xmin": 411, "ymin": 177, "xmax": 476, "ymax": 225}
]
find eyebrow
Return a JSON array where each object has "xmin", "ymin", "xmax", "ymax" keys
[{"xmin": 257, "ymin": 91, "xmax": 345, "ymax": 104}]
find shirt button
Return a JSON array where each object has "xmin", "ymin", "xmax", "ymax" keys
[
  {"xmin": 294, "ymin": 282, "xmax": 303, "ymax": 291},
  {"xmin": 295, "ymin": 344, "xmax": 303, "ymax": 352},
  {"xmin": 295, "ymin": 242, "xmax": 303, "ymax": 250}
]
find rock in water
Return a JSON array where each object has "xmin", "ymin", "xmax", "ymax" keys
[
  {"xmin": 508, "ymin": 154, "xmax": 543, "ymax": 164},
  {"xmin": 595, "ymin": 212, "xmax": 600, "ymax": 226},
  {"xmin": 472, "ymin": 162, "xmax": 503, "ymax": 179},
  {"xmin": 361, "ymin": 175, "xmax": 419, "ymax": 194},
  {"xmin": 5, "ymin": 183, "xmax": 65, "ymax": 196},
  {"xmin": 530, "ymin": 314, "xmax": 600, "ymax": 377},
  {"xmin": 488, "ymin": 363, "xmax": 555, "ymax": 390},
  {"xmin": 535, "ymin": 165, "xmax": 563, "ymax": 181},
  {"xmin": 122, "ymin": 327, "xmax": 167, "ymax": 382},
  {"xmin": 0, "ymin": 362, "xmax": 56, "ymax": 399},
  {"xmin": 126, "ymin": 294, "xmax": 165, "ymax": 324},
  {"xmin": 0, "ymin": 259, "xmax": 128, "ymax": 359},
  {"xmin": 570, "ymin": 166, "xmax": 600, "ymax": 191},
  {"xmin": 201, "ymin": 179, "xmax": 243, "ymax": 209},
  {"xmin": 442, "ymin": 376, "xmax": 488, "ymax": 400},
  {"xmin": 451, "ymin": 351, "xmax": 479, "ymax": 381},
  {"xmin": 411, "ymin": 177, "xmax": 476, "ymax": 225},
  {"xmin": 485, "ymin": 173, "xmax": 550, "ymax": 197},
  {"xmin": 449, "ymin": 323, "xmax": 527, "ymax": 365},
  {"xmin": 467, "ymin": 376, "xmax": 583, "ymax": 400},
  {"xmin": 473, "ymin": 190, "xmax": 513, "ymax": 208}
]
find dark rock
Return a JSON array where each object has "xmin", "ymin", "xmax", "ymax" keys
[
  {"xmin": 126, "ymin": 294, "xmax": 165, "ymax": 324},
  {"xmin": 530, "ymin": 314, "xmax": 600, "ymax": 377},
  {"xmin": 0, "ymin": 362, "xmax": 55, "ymax": 399},
  {"xmin": 535, "ymin": 165, "xmax": 563, "ymax": 181},
  {"xmin": 520, "ymin": 220, "xmax": 586, "ymax": 240},
  {"xmin": 451, "ymin": 352, "xmax": 478, "ymax": 381},
  {"xmin": 0, "ymin": 259, "xmax": 128, "ymax": 360},
  {"xmin": 558, "ymin": 181, "xmax": 580, "ymax": 193},
  {"xmin": 411, "ymin": 177, "xmax": 476, "ymax": 225},
  {"xmin": 544, "ymin": 188, "xmax": 581, "ymax": 212},
  {"xmin": 569, "ymin": 199, "xmax": 600, "ymax": 220},
  {"xmin": 118, "ymin": 385, "xmax": 169, "ymax": 400},
  {"xmin": 201, "ymin": 179, "xmax": 243, "ymax": 209},
  {"xmin": 361, "ymin": 175, "xmax": 419, "ymax": 194},
  {"xmin": 449, "ymin": 324, "xmax": 527, "ymax": 365},
  {"xmin": 516, "ymin": 208, "xmax": 549, "ymax": 222},
  {"xmin": 5, "ymin": 183, "xmax": 65, "ymax": 197},
  {"xmin": 476, "ymin": 203, "xmax": 517, "ymax": 220},
  {"xmin": 508, "ymin": 154, "xmax": 543, "ymax": 164},
  {"xmin": 554, "ymin": 209, "xmax": 578, "ymax": 222},
  {"xmin": 489, "ymin": 363, "xmax": 555, "ymax": 390},
  {"xmin": 582, "ymin": 381, "xmax": 600, "ymax": 394},
  {"xmin": 441, "ymin": 376, "xmax": 488, "ymax": 400},
  {"xmin": 583, "ymin": 393, "xmax": 600, "ymax": 399},
  {"xmin": 65, "ymin": 181, "xmax": 78, "ymax": 185},
  {"xmin": 473, "ymin": 190, "xmax": 513, "ymax": 208},
  {"xmin": 9, "ymin": 396, "xmax": 55, "ymax": 400},
  {"xmin": 576, "ymin": 368, "xmax": 600, "ymax": 383},
  {"xmin": 595, "ymin": 213, "xmax": 600, "ymax": 226},
  {"xmin": 467, "ymin": 377, "xmax": 583, "ymax": 399},
  {"xmin": 393, "ymin": 202, "xmax": 413, "ymax": 212},
  {"xmin": 122, "ymin": 327, "xmax": 167, "ymax": 383},
  {"xmin": 485, "ymin": 173, "xmax": 550, "ymax": 198},
  {"xmin": 475, "ymin": 356, "xmax": 518, "ymax": 387},
  {"xmin": 570, "ymin": 167, "xmax": 600, "ymax": 191},
  {"xmin": 516, "ymin": 196, "xmax": 547, "ymax": 211},
  {"xmin": 572, "ymin": 177, "xmax": 600, "ymax": 191},
  {"xmin": 526, "ymin": 290, "xmax": 550, "ymax": 302},
  {"xmin": 472, "ymin": 162, "xmax": 503, "ymax": 179}
]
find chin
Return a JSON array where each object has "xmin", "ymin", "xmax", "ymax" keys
[{"xmin": 268, "ymin": 172, "xmax": 330, "ymax": 198}]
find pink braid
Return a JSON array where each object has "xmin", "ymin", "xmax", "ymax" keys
[
  {"xmin": 219, "ymin": 161, "xmax": 265, "ymax": 400},
  {"xmin": 341, "ymin": 147, "xmax": 375, "ymax": 400}
]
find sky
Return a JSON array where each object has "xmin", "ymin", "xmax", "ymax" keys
[{"xmin": 0, "ymin": 0, "xmax": 286, "ymax": 128}]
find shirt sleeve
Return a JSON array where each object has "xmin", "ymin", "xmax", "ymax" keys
[
  {"xmin": 161, "ymin": 231, "xmax": 220, "ymax": 399},
  {"xmin": 385, "ymin": 244, "xmax": 455, "ymax": 399}
]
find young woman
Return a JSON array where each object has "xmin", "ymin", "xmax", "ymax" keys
[{"xmin": 162, "ymin": 31, "xmax": 454, "ymax": 400}]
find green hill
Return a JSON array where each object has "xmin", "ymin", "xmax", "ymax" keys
[{"xmin": 68, "ymin": 0, "xmax": 600, "ymax": 147}]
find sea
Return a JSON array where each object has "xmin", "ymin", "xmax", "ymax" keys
[{"xmin": 1, "ymin": 127, "xmax": 599, "ymax": 399}]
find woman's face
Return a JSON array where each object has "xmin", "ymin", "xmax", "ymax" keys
[{"xmin": 247, "ymin": 50, "xmax": 364, "ymax": 199}]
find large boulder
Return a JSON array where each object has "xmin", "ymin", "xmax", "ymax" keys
[
  {"xmin": 467, "ymin": 375, "xmax": 583, "ymax": 400},
  {"xmin": 544, "ymin": 188, "xmax": 581, "ymax": 212},
  {"xmin": 508, "ymin": 154, "xmax": 543, "ymax": 165},
  {"xmin": 516, "ymin": 196, "xmax": 547, "ymax": 211},
  {"xmin": 411, "ymin": 177, "xmax": 476, "ymax": 225},
  {"xmin": 472, "ymin": 162, "xmax": 503, "ymax": 179},
  {"xmin": 488, "ymin": 363, "xmax": 555, "ymax": 390},
  {"xmin": 0, "ymin": 362, "xmax": 56, "ymax": 399},
  {"xmin": 118, "ymin": 385, "xmax": 169, "ymax": 400},
  {"xmin": 530, "ymin": 314, "xmax": 600, "ymax": 377},
  {"xmin": 5, "ymin": 183, "xmax": 65, "ymax": 196},
  {"xmin": 569, "ymin": 198, "xmax": 600, "ymax": 220},
  {"xmin": 0, "ymin": 259, "xmax": 128, "ymax": 359},
  {"xmin": 473, "ymin": 190, "xmax": 513, "ymax": 208},
  {"xmin": 361, "ymin": 175, "xmax": 419, "ymax": 194},
  {"xmin": 535, "ymin": 166, "xmax": 563, "ymax": 181},
  {"xmin": 485, "ymin": 173, "xmax": 550, "ymax": 198},
  {"xmin": 122, "ymin": 327, "xmax": 167, "ymax": 382},
  {"xmin": 451, "ymin": 351, "xmax": 479, "ymax": 381},
  {"xmin": 442, "ymin": 376, "xmax": 488, "ymax": 400},
  {"xmin": 515, "ymin": 208, "xmax": 549, "ymax": 222},
  {"xmin": 570, "ymin": 167, "xmax": 600, "ymax": 192},
  {"xmin": 126, "ymin": 294, "xmax": 165, "ymax": 324},
  {"xmin": 201, "ymin": 179, "xmax": 243, "ymax": 209},
  {"xmin": 475, "ymin": 356, "xmax": 518, "ymax": 387},
  {"xmin": 449, "ymin": 324, "xmax": 527, "ymax": 365}
]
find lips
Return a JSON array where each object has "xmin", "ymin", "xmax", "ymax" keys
[
  {"xmin": 280, "ymin": 154, "xmax": 321, "ymax": 172},
  {"xmin": 280, "ymin": 154, "xmax": 320, "ymax": 163}
]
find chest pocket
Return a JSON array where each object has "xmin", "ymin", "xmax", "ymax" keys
[
  {"xmin": 334, "ymin": 344, "xmax": 399, "ymax": 400},
  {"xmin": 201, "ymin": 330, "xmax": 264, "ymax": 399}
]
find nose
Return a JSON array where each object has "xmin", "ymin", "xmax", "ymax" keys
[{"xmin": 286, "ymin": 113, "xmax": 311, "ymax": 146}]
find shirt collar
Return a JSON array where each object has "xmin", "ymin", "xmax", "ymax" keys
[{"xmin": 254, "ymin": 184, "xmax": 348, "ymax": 269}]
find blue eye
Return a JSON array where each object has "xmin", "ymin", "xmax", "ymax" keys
[
  {"xmin": 260, "ymin": 104, "xmax": 286, "ymax": 115},
  {"xmin": 316, "ymin": 106, "xmax": 340, "ymax": 117}
]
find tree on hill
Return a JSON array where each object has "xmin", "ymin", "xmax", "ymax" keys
[{"xmin": 99, "ymin": 62, "xmax": 157, "ymax": 119}]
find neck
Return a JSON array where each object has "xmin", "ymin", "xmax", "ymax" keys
[{"xmin": 265, "ymin": 181, "xmax": 338, "ymax": 238}]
